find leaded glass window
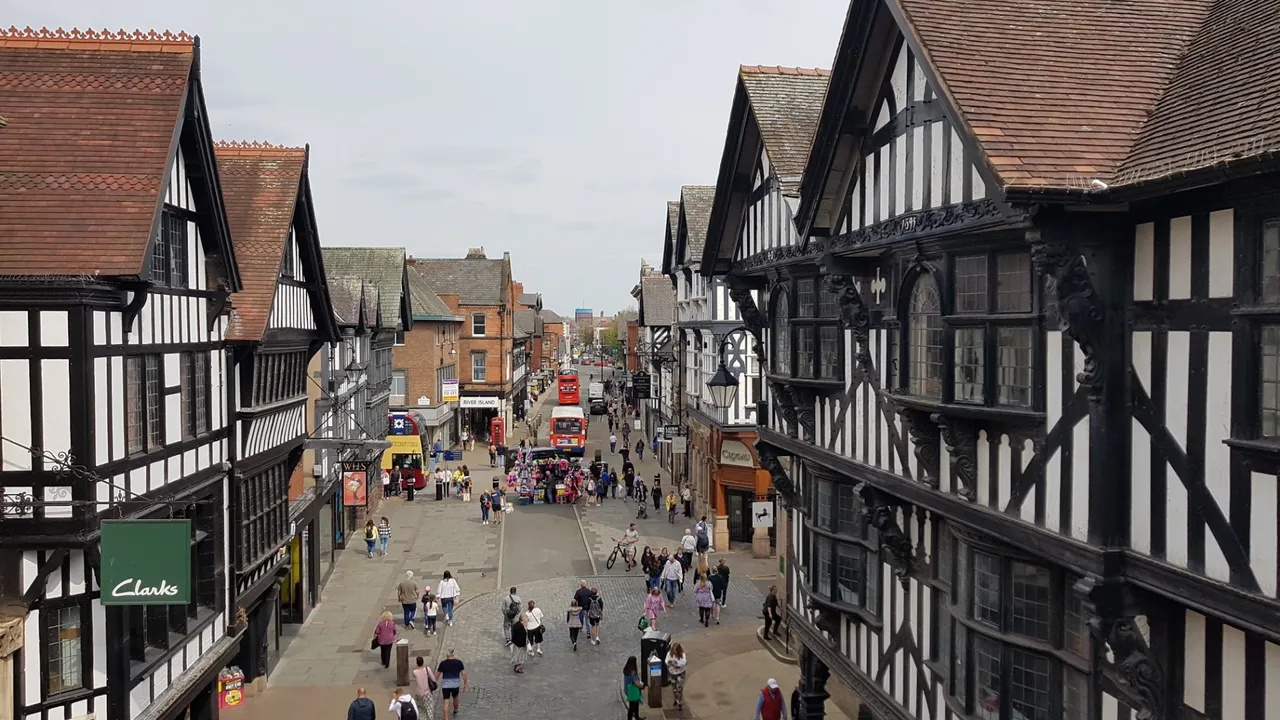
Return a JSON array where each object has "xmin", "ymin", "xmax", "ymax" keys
[
  {"xmin": 955, "ymin": 328, "xmax": 985, "ymax": 403},
  {"xmin": 1263, "ymin": 219, "xmax": 1280, "ymax": 304},
  {"xmin": 1263, "ymin": 326, "xmax": 1280, "ymax": 435},
  {"xmin": 996, "ymin": 253, "xmax": 1032, "ymax": 313},
  {"xmin": 997, "ymin": 327, "xmax": 1034, "ymax": 407},
  {"xmin": 773, "ymin": 292, "xmax": 790, "ymax": 375},
  {"xmin": 955, "ymin": 256, "xmax": 988, "ymax": 314},
  {"xmin": 908, "ymin": 274, "xmax": 943, "ymax": 398}
]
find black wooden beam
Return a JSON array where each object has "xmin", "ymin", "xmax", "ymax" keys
[{"xmin": 22, "ymin": 548, "xmax": 68, "ymax": 606}]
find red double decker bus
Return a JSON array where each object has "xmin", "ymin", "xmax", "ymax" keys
[{"xmin": 557, "ymin": 372, "xmax": 580, "ymax": 405}]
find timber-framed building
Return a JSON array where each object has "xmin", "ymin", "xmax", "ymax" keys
[
  {"xmin": 703, "ymin": 1, "xmax": 1280, "ymax": 718},
  {"xmin": 215, "ymin": 141, "xmax": 338, "ymax": 687},
  {"xmin": 0, "ymin": 28, "xmax": 243, "ymax": 720}
]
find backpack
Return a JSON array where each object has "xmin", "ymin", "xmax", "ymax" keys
[
  {"xmin": 399, "ymin": 698, "xmax": 418, "ymax": 720},
  {"xmin": 504, "ymin": 596, "xmax": 520, "ymax": 621},
  {"xmin": 588, "ymin": 596, "xmax": 603, "ymax": 621},
  {"xmin": 365, "ymin": 526, "xmax": 377, "ymax": 541}
]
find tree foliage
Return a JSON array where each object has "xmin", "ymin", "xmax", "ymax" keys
[{"xmin": 600, "ymin": 324, "xmax": 620, "ymax": 349}]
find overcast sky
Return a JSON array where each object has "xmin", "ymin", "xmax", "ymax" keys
[{"xmin": 9, "ymin": 0, "xmax": 848, "ymax": 316}]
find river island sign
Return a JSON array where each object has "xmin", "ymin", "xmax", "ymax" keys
[{"xmin": 100, "ymin": 519, "xmax": 192, "ymax": 606}]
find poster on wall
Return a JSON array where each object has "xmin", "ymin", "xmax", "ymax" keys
[
  {"xmin": 343, "ymin": 471, "xmax": 367, "ymax": 507},
  {"xmin": 442, "ymin": 379, "xmax": 460, "ymax": 402}
]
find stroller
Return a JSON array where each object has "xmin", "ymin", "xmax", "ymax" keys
[{"xmin": 636, "ymin": 496, "xmax": 649, "ymax": 520}]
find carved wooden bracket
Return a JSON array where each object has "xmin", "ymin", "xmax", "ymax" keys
[
  {"xmin": 792, "ymin": 387, "xmax": 818, "ymax": 441},
  {"xmin": 854, "ymin": 482, "xmax": 914, "ymax": 585},
  {"xmin": 818, "ymin": 258, "xmax": 874, "ymax": 372},
  {"xmin": 804, "ymin": 598, "xmax": 843, "ymax": 643},
  {"xmin": 769, "ymin": 380, "xmax": 800, "ymax": 438},
  {"xmin": 1030, "ymin": 232, "xmax": 1105, "ymax": 398},
  {"xmin": 1074, "ymin": 576, "xmax": 1166, "ymax": 720},
  {"xmin": 897, "ymin": 408, "xmax": 940, "ymax": 488},
  {"xmin": 756, "ymin": 441, "xmax": 797, "ymax": 508},
  {"xmin": 727, "ymin": 283, "xmax": 768, "ymax": 369},
  {"xmin": 930, "ymin": 413, "xmax": 979, "ymax": 501}
]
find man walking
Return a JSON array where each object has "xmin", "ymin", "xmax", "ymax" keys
[
  {"xmin": 609, "ymin": 432, "xmax": 617, "ymax": 454},
  {"xmin": 755, "ymin": 678, "xmax": 789, "ymax": 720},
  {"xmin": 763, "ymin": 585, "xmax": 783, "ymax": 640},
  {"xmin": 502, "ymin": 586, "xmax": 522, "ymax": 645},
  {"xmin": 347, "ymin": 688, "xmax": 376, "ymax": 720},
  {"xmin": 398, "ymin": 571, "xmax": 418, "ymax": 629},
  {"xmin": 436, "ymin": 649, "xmax": 468, "ymax": 720}
]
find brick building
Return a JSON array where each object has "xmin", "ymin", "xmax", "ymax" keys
[
  {"xmin": 410, "ymin": 248, "xmax": 516, "ymax": 442},
  {"xmin": 390, "ymin": 269, "xmax": 462, "ymax": 447},
  {"xmin": 540, "ymin": 309, "xmax": 566, "ymax": 371}
]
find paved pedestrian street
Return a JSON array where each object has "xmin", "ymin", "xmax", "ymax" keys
[{"xmin": 231, "ymin": 371, "xmax": 814, "ymax": 720}]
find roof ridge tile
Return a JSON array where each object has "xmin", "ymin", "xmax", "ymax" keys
[
  {"xmin": 740, "ymin": 64, "xmax": 831, "ymax": 77},
  {"xmin": 0, "ymin": 26, "xmax": 193, "ymax": 53},
  {"xmin": 215, "ymin": 139, "xmax": 307, "ymax": 157}
]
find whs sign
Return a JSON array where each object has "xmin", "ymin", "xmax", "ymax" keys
[{"xmin": 100, "ymin": 519, "xmax": 192, "ymax": 606}]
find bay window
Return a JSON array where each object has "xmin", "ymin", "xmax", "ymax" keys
[
  {"xmin": 803, "ymin": 469, "xmax": 878, "ymax": 616},
  {"xmin": 770, "ymin": 278, "xmax": 844, "ymax": 382}
]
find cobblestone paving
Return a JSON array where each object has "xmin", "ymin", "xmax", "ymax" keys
[{"xmin": 423, "ymin": 574, "xmax": 765, "ymax": 719}]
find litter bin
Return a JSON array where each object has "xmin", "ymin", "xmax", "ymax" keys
[
  {"xmin": 640, "ymin": 629, "xmax": 671, "ymax": 686},
  {"xmin": 492, "ymin": 475, "xmax": 502, "ymax": 491}
]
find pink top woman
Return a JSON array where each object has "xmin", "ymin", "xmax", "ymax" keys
[{"xmin": 644, "ymin": 589, "xmax": 665, "ymax": 621}]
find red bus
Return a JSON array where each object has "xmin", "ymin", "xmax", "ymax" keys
[
  {"xmin": 550, "ymin": 406, "xmax": 587, "ymax": 455},
  {"xmin": 557, "ymin": 373, "xmax": 580, "ymax": 405}
]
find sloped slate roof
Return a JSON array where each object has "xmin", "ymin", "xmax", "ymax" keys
[
  {"xmin": 412, "ymin": 258, "xmax": 505, "ymax": 305},
  {"xmin": 667, "ymin": 201, "xmax": 680, "ymax": 241},
  {"xmin": 641, "ymin": 274, "xmax": 675, "ymax": 326},
  {"xmin": 740, "ymin": 66, "xmax": 830, "ymax": 183},
  {"xmin": 680, "ymin": 185, "xmax": 716, "ymax": 265},
  {"xmin": 514, "ymin": 309, "xmax": 537, "ymax": 338},
  {"xmin": 518, "ymin": 293, "xmax": 540, "ymax": 308},
  {"xmin": 329, "ymin": 277, "xmax": 365, "ymax": 326},
  {"xmin": 216, "ymin": 142, "xmax": 307, "ymax": 341},
  {"xmin": 0, "ymin": 27, "xmax": 195, "ymax": 276},
  {"xmin": 322, "ymin": 247, "xmax": 404, "ymax": 328},
  {"xmin": 540, "ymin": 308, "xmax": 565, "ymax": 324},
  {"xmin": 1116, "ymin": 0, "xmax": 1280, "ymax": 185},
  {"xmin": 898, "ymin": 0, "xmax": 1209, "ymax": 188},
  {"xmin": 406, "ymin": 269, "xmax": 456, "ymax": 320}
]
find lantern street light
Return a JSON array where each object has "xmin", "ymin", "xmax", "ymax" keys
[{"xmin": 706, "ymin": 325, "xmax": 761, "ymax": 411}]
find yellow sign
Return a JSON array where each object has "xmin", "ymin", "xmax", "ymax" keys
[{"xmin": 381, "ymin": 434, "xmax": 423, "ymax": 469}]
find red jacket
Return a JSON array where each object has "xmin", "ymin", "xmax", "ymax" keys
[{"xmin": 758, "ymin": 686, "xmax": 785, "ymax": 720}]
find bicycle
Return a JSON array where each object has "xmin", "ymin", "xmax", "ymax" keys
[{"xmin": 606, "ymin": 540, "xmax": 636, "ymax": 571}]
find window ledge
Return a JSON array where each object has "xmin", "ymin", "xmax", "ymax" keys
[
  {"xmin": 765, "ymin": 373, "xmax": 844, "ymax": 391},
  {"xmin": 1224, "ymin": 437, "xmax": 1280, "ymax": 456},
  {"xmin": 804, "ymin": 589, "xmax": 883, "ymax": 630},
  {"xmin": 888, "ymin": 393, "xmax": 1044, "ymax": 425}
]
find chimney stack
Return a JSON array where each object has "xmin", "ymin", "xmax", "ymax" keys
[{"xmin": 465, "ymin": 247, "xmax": 487, "ymax": 259}]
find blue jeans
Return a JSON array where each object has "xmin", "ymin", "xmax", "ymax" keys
[
  {"xmin": 402, "ymin": 603, "xmax": 416, "ymax": 626},
  {"xmin": 379, "ymin": 537, "xmax": 389, "ymax": 553},
  {"xmin": 647, "ymin": 577, "xmax": 659, "ymax": 591},
  {"xmin": 366, "ymin": 539, "xmax": 376, "ymax": 555},
  {"xmin": 442, "ymin": 597, "xmax": 456, "ymax": 621},
  {"xmin": 664, "ymin": 579, "xmax": 678, "ymax": 604}
]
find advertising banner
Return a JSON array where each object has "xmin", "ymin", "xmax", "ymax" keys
[
  {"xmin": 343, "ymin": 471, "xmax": 368, "ymax": 507},
  {"xmin": 442, "ymin": 379, "xmax": 460, "ymax": 402},
  {"xmin": 100, "ymin": 519, "xmax": 192, "ymax": 606}
]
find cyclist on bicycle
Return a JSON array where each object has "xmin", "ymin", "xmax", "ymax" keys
[{"xmin": 615, "ymin": 523, "xmax": 640, "ymax": 570}]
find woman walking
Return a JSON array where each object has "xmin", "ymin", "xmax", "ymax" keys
[
  {"xmin": 661, "ymin": 555, "xmax": 684, "ymax": 607},
  {"xmin": 635, "ymin": 438, "xmax": 645, "ymax": 461},
  {"xmin": 378, "ymin": 517, "xmax": 392, "ymax": 556},
  {"xmin": 480, "ymin": 491, "xmax": 492, "ymax": 524},
  {"xmin": 422, "ymin": 592, "xmax": 440, "ymax": 635},
  {"xmin": 644, "ymin": 586, "xmax": 665, "ymax": 630},
  {"xmin": 623, "ymin": 657, "xmax": 645, "ymax": 720},
  {"xmin": 509, "ymin": 612, "xmax": 528, "ymax": 674},
  {"xmin": 373, "ymin": 611, "xmax": 397, "ymax": 668},
  {"xmin": 524, "ymin": 600, "xmax": 545, "ymax": 656},
  {"xmin": 437, "ymin": 571, "xmax": 461, "ymax": 627},
  {"xmin": 412, "ymin": 656, "xmax": 436, "ymax": 709},
  {"xmin": 363, "ymin": 520, "xmax": 378, "ymax": 558},
  {"xmin": 566, "ymin": 599, "xmax": 583, "ymax": 651},
  {"xmin": 694, "ymin": 575, "xmax": 714, "ymax": 626},
  {"xmin": 587, "ymin": 587, "xmax": 604, "ymax": 645},
  {"xmin": 666, "ymin": 642, "xmax": 688, "ymax": 711}
]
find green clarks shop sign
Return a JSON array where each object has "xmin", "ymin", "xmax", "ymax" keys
[{"xmin": 100, "ymin": 519, "xmax": 192, "ymax": 606}]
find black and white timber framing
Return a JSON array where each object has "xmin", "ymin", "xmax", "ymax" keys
[
  {"xmin": 0, "ymin": 43, "xmax": 246, "ymax": 720},
  {"xmin": 700, "ymin": 4, "xmax": 1280, "ymax": 720},
  {"xmin": 216, "ymin": 143, "xmax": 339, "ymax": 686}
]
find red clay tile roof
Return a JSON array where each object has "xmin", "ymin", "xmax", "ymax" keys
[
  {"xmin": 1116, "ymin": 0, "xmax": 1280, "ymax": 186},
  {"xmin": 897, "ymin": 0, "xmax": 1210, "ymax": 190},
  {"xmin": 739, "ymin": 66, "xmax": 831, "ymax": 183},
  {"xmin": 215, "ymin": 141, "xmax": 307, "ymax": 342},
  {"xmin": 0, "ymin": 26, "xmax": 194, "ymax": 276}
]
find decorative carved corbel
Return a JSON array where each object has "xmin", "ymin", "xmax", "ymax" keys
[
  {"xmin": 821, "ymin": 272, "xmax": 873, "ymax": 371},
  {"xmin": 1074, "ymin": 576, "xmax": 1165, "ymax": 720},
  {"xmin": 727, "ymin": 283, "xmax": 768, "ymax": 369},
  {"xmin": 897, "ymin": 408, "xmax": 940, "ymax": 488},
  {"xmin": 854, "ymin": 482, "xmax": 914, "ymax": 584},
  {"xmin": 768, "ymin": 380, "xmax": 800, "ymax": 437},
  {"xmin": 930, "ymin": 413, "xmax": 978, "ymax": 501},
  {"xmin": 1030, "ymin": 232, "xmax": 1105, "ymax": 397},
  {"xmin": 756, "ymin": 441, "xmax": 797, "ymax": 508},
  {"xmin": 791, "ymin": 387, "xmax": 818, "ymax": 441},
  {"xmin": 804, "ymin": 598, "xmax": 842, "ymax": 642}
]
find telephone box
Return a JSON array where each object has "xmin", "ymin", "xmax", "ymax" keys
[{"xmin": 490, "ymin": 416, "xmax": 505, "ymax": 447}]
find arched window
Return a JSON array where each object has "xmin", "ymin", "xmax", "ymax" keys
[
  {"xmin": 908, "ymin": 274, "xmax": 943, "ymax": 398},
  {"xmin": 773, "ymin": 291, "xmax": 791, "ymax": 375}
]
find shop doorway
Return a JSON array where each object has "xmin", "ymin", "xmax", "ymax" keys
[{"xmin": 725, "ymin": 490, "xmax": 778, "ymax": 546}]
